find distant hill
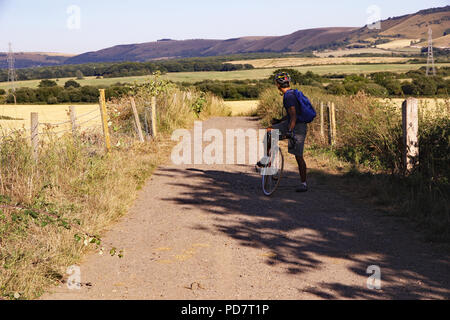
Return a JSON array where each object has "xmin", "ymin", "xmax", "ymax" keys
[
  {"xmin": 65, "ymin": 6, "xmax": 449, "ymax": 65},
  {"xmin": 0, "ymin": 52, "xmax": 73, "ymax": 69},
  {"xmin": 348, "ymin": 6, "xmax": 450, "ymax": 42},
  {"xmin": 2, "ymin": 6, "xmax": 449, "ymax": 68},
  {"xmin": 64, "ymin": 27, "xmax": 357, "ymax": 64}
]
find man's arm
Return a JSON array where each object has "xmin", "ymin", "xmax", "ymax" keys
[{"xmin": 287, "ymin": 106, "xmax": 297, "ymax": 132}]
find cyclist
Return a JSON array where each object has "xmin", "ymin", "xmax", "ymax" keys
[{"xmin": 257, "ymin": 72, "xmax": 308, "ymax": 193}]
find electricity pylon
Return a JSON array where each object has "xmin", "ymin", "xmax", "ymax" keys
[
  {"xmin": 7, "ymin": 42, "xmax": 17, "ymax": 104},
  {"xmin": 426, "ymin": 28, "xmax": 436, "ymax": 77}
]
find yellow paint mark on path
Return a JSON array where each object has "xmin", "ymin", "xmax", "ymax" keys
[{"xmin": 261, "ymin": 252, "xmax": 278, "ymax": 258}]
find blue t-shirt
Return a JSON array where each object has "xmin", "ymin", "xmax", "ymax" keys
[{"xmin": 283, "ymin": 90, "xmax": 301, "ymax": 123}]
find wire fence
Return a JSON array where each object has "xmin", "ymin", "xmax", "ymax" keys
[{"xmin": 0, "ymin": 90, "xmax": 159, "ymax": 160}]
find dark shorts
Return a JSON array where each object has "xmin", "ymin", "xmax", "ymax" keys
[{"xmin": 272, "ymin": 121, "xmax": 307, "ymax": 157}]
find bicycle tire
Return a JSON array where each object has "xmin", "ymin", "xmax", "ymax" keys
[{"xmin": 262, "ymin": 147, "xmax": 284, "ymax": 196}]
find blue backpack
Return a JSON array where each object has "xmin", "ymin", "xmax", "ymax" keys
[{"xmin": 293, "ymin": 89, "xmax": 317, "ymax": 124}]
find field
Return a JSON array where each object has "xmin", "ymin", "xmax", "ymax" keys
[
  {"xmin": 224, "ymin": 100, "xmax": 259, "ymax": 116},
  {"xmin": 376, "ymin": 39, "xmax": 419, "ymax": 49},
  {"xmin": 0, "ymin": 63, "xmax": 447, "ymax": 91},
  {"xmin": 0, "ymin": 104, "xmax": 100, "ymax": 134},
  {"xmin": 313, "ymin": 48, "xmax": 391, "ymax": 57},
  {"xmin": 380, "ymin": 98, "xmax": 450, "ymax": 118},
  {"xmin": 229, "ymin": 57, "xmax": 411, "ymax": 68}
]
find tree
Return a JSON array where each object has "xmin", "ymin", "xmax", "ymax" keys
[
  {"xmin": 64, "ymin": 80, "xmax": 81, "ymax": 89},
  {"xmin": 326, "ymin": 82, "xmax": 347, "ymax": 95},
  {"xmin": 412, "ymin": 76, "xmax": 437, "ymax": 96},
  {"xmin": 401, "ymin": 82, "xmax": 419, "ymax": 96},
  {"xmin": 38, "ymin": 79, "xmax": 58, "ymax": 88}
]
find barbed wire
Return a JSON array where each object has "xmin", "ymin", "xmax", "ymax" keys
[
  {"xmin": 77, "ymin": 109, "xmax": 100, "ymax": 119},
  {"xmin": 76, "ymin": 114, "xmax": 101, "ymax": 126},
  {"xmin": 39, "ymin": 119, "xmax": 72, "ymax": 127}
]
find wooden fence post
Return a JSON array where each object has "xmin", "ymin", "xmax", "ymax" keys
[
  {"xmin": 30, "ymin": 112, "xmax": 39, "ymax": 161},
  {"xmin": 327, "ymin": 102, "xmax": 333, "ymax": 146},
  {"xmin": 320, "ymin": 102, "xmax": 325, "ymax": 142},
  {"xmin": 69, "ymin": 106, "xmax": 77, "ymax": 136},
  {"xmin": 331, "ymin": 102, "xmax": 337, "ymax": 146},
  {"xmin": 151, "ymin": 96, "xmax": 157, "ymax": 138},
  {"xmin": 402, "ymin": 98, "xmax": 419, "ymax": 174},
  {"xmin": 130, "ymin": 97, "xmax": 145, "ymax": 142},
  {"xmin": 98, "ymin": 89, "xmax": 111, "ymax": 153}
]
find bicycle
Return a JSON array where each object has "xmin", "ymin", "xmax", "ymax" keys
[{"xmin": 258, "ymin": 132, "xmax": 289, "ymax": 197}]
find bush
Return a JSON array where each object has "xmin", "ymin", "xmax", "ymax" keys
[
  {"xmin": 38, "ymin": 79, "xmax": 58, "ymax": 88},
  {"xmin": 64, "ymin": 80, "xmax": 81, "ymax": 89},
  {"xmin": 359, "ymin": 83, "xmax": 389, "ymax": 97},
  {"xmin": 326, "ymin": 82, "xmax": 347, "ymax": 95},
  {"xmin": 0, "ymin": 89, "xmax": 6, "ymax": 95}
]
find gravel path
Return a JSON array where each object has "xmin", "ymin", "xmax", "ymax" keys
[{"xmin": 42, "ymin": 117, "xmax": 450, "ymax": 300}]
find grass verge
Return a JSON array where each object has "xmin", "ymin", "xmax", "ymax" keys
[
  {"xmin": 257, "ymin": 86, "xmax": 449, "ymax": 243},
  {"xmin": 0, "ymin": 80, "xmax": 230, "ymax": 300}
]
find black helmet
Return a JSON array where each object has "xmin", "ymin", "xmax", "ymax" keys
[{"xmin": 274, "ymin": 72, "xmax": 291, "ymax": 87}]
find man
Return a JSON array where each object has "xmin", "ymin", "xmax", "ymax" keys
[{"xmin": 257, "ymin": 72, "xmax": 308, "ymax": 193}]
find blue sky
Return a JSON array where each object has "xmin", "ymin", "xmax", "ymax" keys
[{"xmin": 0, "ymin": 0, "xmax": 448, "ymax": 53}]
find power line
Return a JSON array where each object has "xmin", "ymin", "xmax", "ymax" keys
[
  {"xmin": 7, "ymin": 42, "xmax": 17, "ymax": 104},
  {"xmin": 426, "ymin": 28, "xmax": 436, "ymax": 77}
]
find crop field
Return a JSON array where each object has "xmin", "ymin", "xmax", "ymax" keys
[
  {"xmin": 0, "ymin": 63, "xmax": 446, "ymax": 91},
  {"xmin": 376, "ymin": 39, "xmax": 419, "ymax": 49},
  {"xmin": 0, "ymin": 104, "xmax": 100, "ymax": 134},
  {"xmin": 228, "ymin": 56, "xmax": 411, "ymax": 68},
  {"xmin": 380, "ymin": 98, "xmax": 450, "ymax": 118},
  {"xmin": 224, "ymin": 100, "xmax": 259, "ymax": 116},
  {"xmin": 313, "ymin": 48, "xmax": 391, "ymax": 57}
]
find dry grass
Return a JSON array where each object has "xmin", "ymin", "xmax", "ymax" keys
[
  {"xmin": 229, "ymin": 57, "xmax": 410, "ymax": 68},
  {"xmin": 257, "ymin": 87, "xmax": 450, "ymax": 241},
  {"xmin": 379, "ymin": 98, "xmax": 450, "ymax": 118},
  {"xmin": 0, "ymin": 104, "xmax": 99, "ymax": 134},
  {"xmin": 0, "ymin": 81, "xmax": 229, "ymax": 300},
  {"xmin": 314, "ymin": 48, "xmax": 393, "ymax": 57},
  {"xmin": 417, "ymin": 34, "xmax": 450, "ymax": 49},
  {"xmin": 224, "ymin": 100, "xmax": 259, "ymax": 116},
  {"xmin": 376, "ymin": 39, "xmax": 419, "ymax": 49}
]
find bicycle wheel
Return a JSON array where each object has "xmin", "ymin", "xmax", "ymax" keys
[{"xmin": 262, "ymin": 146, "xmax": 284, "ymax": 196}]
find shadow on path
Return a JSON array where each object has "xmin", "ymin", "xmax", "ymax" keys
[{"xmin": 156, "ymin": 165, "xmax": 450, "ymax": 299}]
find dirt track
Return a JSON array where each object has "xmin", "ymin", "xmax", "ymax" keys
[{"xmin": 42, "ymin": 117, "xmax": 450, "ymax": 300}]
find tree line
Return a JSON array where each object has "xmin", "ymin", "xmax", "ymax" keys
[
  {"xmin": 0, "ymin": 58, "xmax": 255, "ymax": 82},
  {"xmin": 273, "ymin": 68, "xmax": 450, "ymax": 97},
  {"xmin": 1, "ymin": 67, "xmax": 448, "ymax": 104},
  {"xmin": 0, "ymin": 79, "xmax": 131, "ymax": 104}
]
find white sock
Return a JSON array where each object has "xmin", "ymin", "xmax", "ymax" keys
[{"xmin": 302, "ymin": 182, "xmax": 307, "ymax": 187}]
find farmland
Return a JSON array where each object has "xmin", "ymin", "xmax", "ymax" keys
[
  {"xmin": 228, "ymin": 56, "xmax": 411, "ymax": 68},
  {"xmin": 0, "ymin": 63, "xmax": 447, "ymax": 91},
  {"xmin": 0, "ymin": 104, "xmax": 100, "ymax": 133}
]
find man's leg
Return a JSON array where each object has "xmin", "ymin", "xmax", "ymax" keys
[
  {"xmin": 296, "ymin": 156, "xmax": 307, "ymax": 183},
  {"xmin": 292, "ymin": 123, "xmax": 308, "ymax": 192}
]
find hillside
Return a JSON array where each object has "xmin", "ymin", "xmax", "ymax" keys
[
  {"xmin": 3, "ymin": 6, "xmax": 449, "ymax": 68},
  {"xmin": 0, "ymin": 52, "xmax": 73, "ymax": 69},
  {"xmin": 65, "ymin": 28, "xmax": 357, "ymax": 64},
  {"xmin": 348, "ymin": 6, "xmax": 450, "ymax": 43}
]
